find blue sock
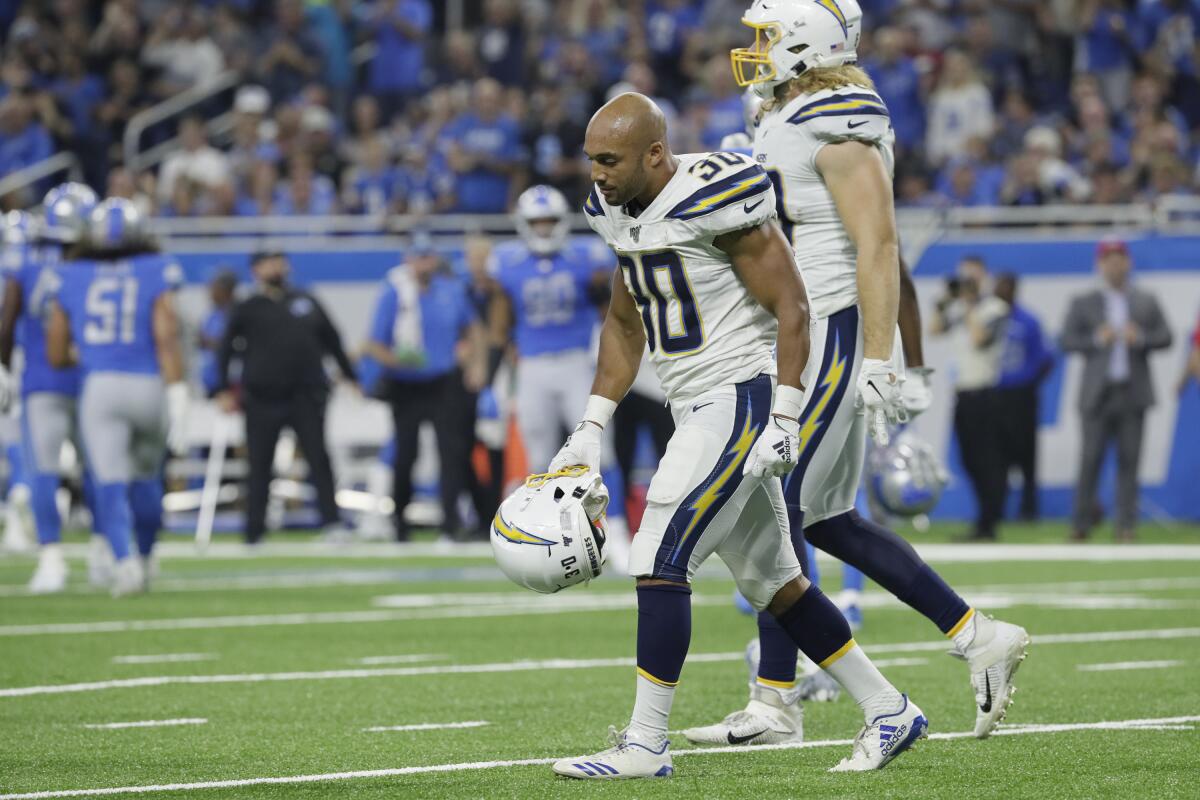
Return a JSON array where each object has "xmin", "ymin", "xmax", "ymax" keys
[
  {"xmin": 807, "ymin": 511, "xmax": 971, "ymax": 635},
  {"xmin": 636, "ymin": 582, "xmax": 691, "ymax": 686},
  {"xmin": 96, "ymin": 482, "xmax": 132, "ymax": 561},
  {"xmin": 130, "ymin": 479, "xmax": 163, "ymax": 557},
  {"xmin": 29, "ymin": 473, "xmax": 62, "ymax": 546},
  {"xmin": 842, "ymin": 564, "xmax": 865, "ymax": 593},
  {"xmin": 773, "ymin": 585, "xmax": 855, "ymax": 667},
  {"xmin": 755, "ymin": 509, "xmax": 815, "ymax": 688}
]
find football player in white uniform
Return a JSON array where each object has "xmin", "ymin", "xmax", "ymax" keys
[
  {"xmin": 684, "ymin": 0, "xmax": 1029, "ymax": 748},
  {"xmin": 548, "ymin": 92, "xmax": 927, "ymax": 780}
]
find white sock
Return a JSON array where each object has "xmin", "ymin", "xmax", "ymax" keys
[
  {"xmin": 822, "ymin": 643, "xmax": 903, "ymax": 720},
  {"xmin": 952, "ymin": 609, "xmax": 988, "ymax": 654},
  {"xmin": 39, "ymin": 542, "xmax": 64, "ymax": 563},
  {"xmin": 627, "ymin": 673, "xmax": 674, "ymax": 745}
]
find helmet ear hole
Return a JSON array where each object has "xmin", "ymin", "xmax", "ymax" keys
[{"xmin": 553, "ymin": 487, "xmax": 565, "ymax": 501}]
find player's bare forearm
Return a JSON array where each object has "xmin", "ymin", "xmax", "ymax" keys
[
  {"xmin": 487, "ymin": 291, "xmax": 513, "ymax": 349},
  {"xmin": 153, "ymin": 295, "xmax": 184, "ymax": 384},
  {"xmin": 590, "ymin": 268, "xmax": 644, "ymax": 404},
  {"xmin": 898, "ymin": 259, "xmax": 925, "ymax": 367},
  {"xmin": 718, "ymin": 222, "xmax": 810, "ymax": 390},
  {"xmin": 0, "ymin": 279, "xmax": 21, "ymax": 368},
  {"xmin": 817, "ymin": 140, "xmax": 899, "ymax": 361},
  {"xmin": 45, "ymin": 303, "xmax": 74, "ymax": 369}
]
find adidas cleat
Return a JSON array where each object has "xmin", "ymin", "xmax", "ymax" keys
[
  {"xmin": 952, "ymin": 617, "xmax": 1030, "ymax": 738},
  {"xmin": 553, "ymin": 727, "xmax": 673, "ymax": 780},
  {"xmin": 683, "ymin": 685, "xmax": 803, "ymax": 746},
  {"xmin": 829, "ymin": 695, "xmax": 927, "ymax": 772}
]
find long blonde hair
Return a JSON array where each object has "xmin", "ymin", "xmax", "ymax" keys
[{"xmin": 760, "ymin": 65, "xmax": 877, "ymax": 115}]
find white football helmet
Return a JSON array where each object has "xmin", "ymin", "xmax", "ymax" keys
[
  {"xmin": 491, "ymin": 467, "xmax": 610, "ymax": 594},
  {"xmin": 731, "ymin": 0, "xmax": 864, "ymax": 98},
  {"xmin": 513, "ymin": 185, "xmax": 569, "ymax": 256}
]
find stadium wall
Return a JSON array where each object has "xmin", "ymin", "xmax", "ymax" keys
[{"xmin": 167, "ymin": 233, "xmax": 1200, "ymax": 523}]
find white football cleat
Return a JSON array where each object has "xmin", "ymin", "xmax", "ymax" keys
[
  {"xmin": 110, "ymin": 557, "xmax": 147, "ymax": 597},
  {"xmin": 2, "ymin": 485, "xmax": 34, "ymax": 553},
  {"xmin": 829, "ymin": 695, "xmax": 927, "ymax": 772},
  {"xmin": 28, "ymin": 546, "xmax": 68, "ymax": 594},
  {"xmin": 552, "ymin": 727, "xmax": 673, "ymax": 780},
  {"xmin": 683, "ymin": 683, "xmax": 803, "ymax": 746},
  {"xmin": 744, "ymin": 637, "xmax": 841, "ymax": 703},
  {"xmin": 952, "ymin": 616, "xmax": 1031, "ymax": 738},
  {"xmin": 87, "ymin": 534, "xmax": 114, "ymax": 588}
]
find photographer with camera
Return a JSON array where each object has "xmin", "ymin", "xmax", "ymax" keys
[{"xmin": 930, "ymin": 256, "xmax": 1010, "ymax": 541}]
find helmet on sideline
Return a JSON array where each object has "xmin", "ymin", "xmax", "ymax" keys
[
  {"xmin": 42, "ymin": 182, "xmax": 99, "ymax": 244},
  {"xmin": 731, "ymin": 0, "xmax": 864, "ymax": 98},
  {"xmin": 491, "ymin": 467, "xmax": 610, "ymax": 593},
  {"xmin": 866, "ymin": 431, "xmax": 948, "ymax": 517},
  {"xmin": 86, "ymin": 198, "xmax": 146, "ymax": 251},
  {"xmin": 513, "ymin": 185, "xmax": 570, "ymax": 256}
]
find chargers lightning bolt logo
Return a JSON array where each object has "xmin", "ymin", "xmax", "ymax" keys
[
  {"xmin": 797, "ymin": 335, "xmax": 848, "ymax": 457},
  {"xmin": 816, "ymin": 0, "xmax": 848, "ymax": 35},
  {"xmin": 672, "ymin": 415, "xmax": 761, "ymax": 558}
]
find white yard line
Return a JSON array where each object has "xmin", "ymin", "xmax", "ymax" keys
[
  {"xmin": 363, "ymin": 721, "xmax": 489, "ymax": 732},
  {"xmin": 1, "ymin": 715, "xmax": 1195, "ymax": 800},
  {"xmin": 80, "ymin": 719, "xmax": 207, "ymax": 730},
  {"xmin": 1076, "ymin": 659, "xmax": 1185, "ymax": 672},
  {"xmin": 353, "ymin": 654, "xmax": 445, "ymax": 666},
  {"xmin": 36, "ymin": 540, "xmax": 1200, "ymax": 563},
  {"xmin": 111, "ymin": 654, "xmax": 217, "ymax": 665},
  {"xmin": 1, "ymin": 626, "xmax": 1196, "ymax": 700}
]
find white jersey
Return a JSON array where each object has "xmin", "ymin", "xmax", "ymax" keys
[
  {"xmin": 754, "ymin": 83, "xmax": 895, "ymax": 320},
  {"xmin": 584, "ymin": 152, "xmax": 778, "ymax": 404}
]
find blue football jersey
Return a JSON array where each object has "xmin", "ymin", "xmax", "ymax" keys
[
  {"xmin": 3, "ymin": 240, "xmax": 82, "ymax": 397},
  {"xmin": 489, "ymin": 238, "xmax": 609, "ymax": 357},
  {"xmin": 54, "ymin": 254, "xmax": 183, "ymax": 376}
]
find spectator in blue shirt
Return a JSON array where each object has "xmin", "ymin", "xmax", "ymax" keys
[
  {"xmin": 395, "ymin": 144, "xmax": 454, "ymax": 214},
  {"xmin": 995, "ymin": 273, "xmax": 1055, "ymax": 521},
  {"xmin": 255, "ymin": 0, "xmax": 323, "ymax": 104},
  {"xmin": 0, "ymin": 94, "xmax": 53, "ymax": 185},
  {"xmin": 478, "ymin": 0, "xmax": 526, "ymax": 87},
  {"xmin": 863, "ymin": 26, "xmax": 927, "ymax": 153},
  {"xmin": 367, "ymin": 0, "xmax": 432, "ymax": 121},
  {"xmin": 198, "ymin": 269, "xmax": 240, "ymax": 397},
  {"xmin": 364, "ymin": 241, "xmax": 486, "ymax": 541},
  {"xmin": 645, "ymin": 0, "xmax": 701, "ymax": 96},
  {"xmin": 274, "ymin": 156, "xmax": 338, "ymax": 215},
  {"xmin": 343, "ymin": 137, "xmax": 400, "ymax": 215},
  {"xmin": 1076, "ymin": 1, "xmax": 1137, "ymax": 111},
  {"xmin": 441, "ymin": 78, "xmax": 525, "ymax": 214}
]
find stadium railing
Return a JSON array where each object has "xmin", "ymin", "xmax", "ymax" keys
[
  {"xmin": 0, "ymin": 152, "xmax": 83, "ymax": 204},
  {"xmin": 123, "ymin": 70, "xmax": 242, "ymax": 173}
]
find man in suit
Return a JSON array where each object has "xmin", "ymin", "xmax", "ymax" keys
[{"xmin": 1060, "ymin": 238, "xmax": 1172, "ymax": 542}]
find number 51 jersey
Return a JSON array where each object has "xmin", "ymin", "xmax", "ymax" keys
[{"xmin": 584, "ymin": 151, "xmax": 779, "ymax": 404}]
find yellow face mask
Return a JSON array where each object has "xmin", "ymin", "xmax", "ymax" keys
[{"xmin": 730, "ymin": 21, "xmax": 782, "ymax": 88}]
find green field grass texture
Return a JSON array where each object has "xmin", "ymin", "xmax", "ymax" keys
[{"xmin": 0, "ymin": 527, "xmax": 1198, "ymax": 799}]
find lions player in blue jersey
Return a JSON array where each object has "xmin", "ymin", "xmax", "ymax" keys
[
  {"xmin": 488, "ymin": 185, "xmax": 631, "ymax": 564},
  {"xmin": 46, "ymin": 199, "xmax": 189, "ymax": 596},
  {"xmin": 0, "ymin": 185, "xmax": 110, "ymax": 593}
]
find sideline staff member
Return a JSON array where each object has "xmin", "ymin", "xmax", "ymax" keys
[
  {"xmin": 364, "ymin": 242, "xmax": 485, "ymax": 541},
  {"xmin": 216, "ymin": 252, "xmax": 357, "ymax": 543}
]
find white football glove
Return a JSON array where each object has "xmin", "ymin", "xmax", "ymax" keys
[
  {"xmin": 900, "ymin": 366, "xmax": 935, "ymax": 419},
  {"xmin": 0, "ymin": 364, "xmax": 13, "ymax": 415},
  {"xmin": 855, "ymin": 358, "xmax": 908, "ymax": 447},
  {"xmin": 548, "ymin": 421, "xmax": 603, "ymax": 474},
  {"xmin": 743, "ymin": 414, "xmax": 801, "ymax": 479},
  {"xmin": 165, "ymin": 382, "xmax": 190, "ymax": 456}
]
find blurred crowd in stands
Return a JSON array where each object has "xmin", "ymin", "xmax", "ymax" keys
[{"xmin": 1, "ymin": 0, "xmax": 1199, "ymax": 215}]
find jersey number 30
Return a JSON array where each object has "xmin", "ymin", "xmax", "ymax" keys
[
  {"xmin": 84, "ymin": 276, "xmax": 139, "ymax": 345},
  {"xmin": 618, "ymin": 251, "xmax": 703, "ymax": 355}
]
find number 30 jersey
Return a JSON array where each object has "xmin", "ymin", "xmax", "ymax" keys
[
  {"xmin": 584, "ymin": 151, "xmax": 778, "ymax": 404},
  {"xmin": 754, "ymin": 84, "xmax": 894, "ymax": 320},
  {"xmin": 51, "ymin": 254, "xmax": 182, "ymax": 376}
]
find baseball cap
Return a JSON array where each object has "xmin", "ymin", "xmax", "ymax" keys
[
  {"xmin": 235, "ymin": 85, "xmax": 271, "ymax": 115},
  {"xmin": 1096, "ymin": 236, "xmax": 1129, "ymax": 258}
]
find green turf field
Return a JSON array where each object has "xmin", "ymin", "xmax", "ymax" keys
[{"xmin": 1, "ymin": 525, "xmax": 1198, "ymax": 799}]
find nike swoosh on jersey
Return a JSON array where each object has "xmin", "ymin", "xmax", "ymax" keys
[
  {"xmin": 980, "ymin": 672, "xmax": 993, "ymax": 713},
  {"xmin": 744, "ymin": 199, "xmax": 765, "ymax": 213},
  {"xmin": 727, "ymin": 729, "xmax": 768, "ymax": 745},
  {"xmin": 692, "ymin": 401, "xmax": 715, "ymax": 412},
  {"xmin": 847, "ymin": 120, "xmax": 869, "ymax": 129}
]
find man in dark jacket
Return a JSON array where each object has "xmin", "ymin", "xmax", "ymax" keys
[
  {"xmin": 216, "ymin": 252, "xmax": 357, "ymax": 543},
  {"xmin": 1060, "ymin": 239, "xmax": 1172, "ymax": 542}
]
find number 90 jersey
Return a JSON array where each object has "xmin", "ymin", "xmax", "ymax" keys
[
  {"xmin": 584, "ymin": 151, "xmax": 778, "ymax": 404},
  {"xmin": 754, "ymin": 84, "xmax": 894, "ymax": 320},
  {"xmin": 51, "ymin": 254, "xmax": 182, "ymax": 376}
]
